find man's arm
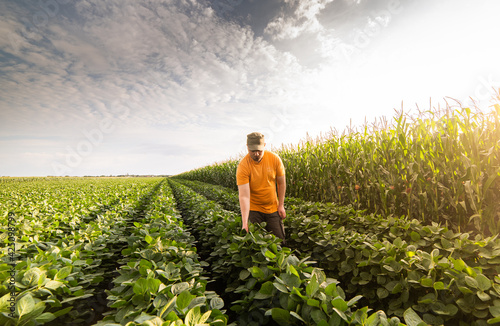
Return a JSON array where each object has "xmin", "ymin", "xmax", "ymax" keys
[
  {"xmin": 238, "ymin": 183, "xmax": 251, "ymax": 231},
  {"xmin": 277, "ymin": 175, "xmax": 286, "ymax": 219}
]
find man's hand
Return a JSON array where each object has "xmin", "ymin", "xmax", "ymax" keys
[
  {"xmin": 278, "ymin": 204, "xmax": 286, "ymax": 220},
  {"xmin": 276, "ymin": 175, "xmax": 286, "ymax": 220},
  {"xmin": 242, "ymin": 223, "xmax": 249, "ymax": 232}
]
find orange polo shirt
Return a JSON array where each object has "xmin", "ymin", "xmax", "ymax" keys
[{"xmin": 236, "ymin": 151, "xmax": 285, "ymax": 214}]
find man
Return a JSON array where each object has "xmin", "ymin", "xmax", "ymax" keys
[{"xmin": 236, "ymin": 132, "xmax": 286, "ymax": 242}]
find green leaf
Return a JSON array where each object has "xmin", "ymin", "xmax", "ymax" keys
[
  {"xmin": 391, "ymin": 282, "xmax": 403, "ymax": 294},
  {"xmin": 172, "ymin": 282, "xmax": 190, "ymax": 295},
  {"xmin": 145, "ymin": 235, "xmax": 153, "ymax": 244},
  {"xmin": 239, "ymin": 270, "xmax": 251, "ymax": 280},
  {"xmin": 458, "ymin": 286, "xmax": 474, "ymax": 295},
  {"xmin": 52, "ymin": 306, "xmax": 73, "ymax": 318},
  {"xmin": 199, "ymin": 310, "xmax": 211, "ymax": 325},
  {"xmin": 432, "ymin": 303, "xmax": 458, "ymax": 316},
  {"xmin": 177, "ymin": 291, "xmax": 195, "ymax": 311},
  {"xmin": 347, "ymin": 295, "xmax": 363, "ymax": 307},
  {"xmin": 21, "ymin": 301, "xmax": 45, "ymax": 322},
  {"xmin": 185, "ymin": 306, "xmax": 201, "ymax": 326},
  {"xmin": 366, "ymin": 311, "xmax": 381, "ymax": 326},
  {"xmin": 311, "ymin": 309, "xmax": 328, "ymax": 324},
  {"xmin": 332, "ymin": 297, "xmax": 348, "ymax": 311},
  {"xmin": 133, "ymin": 278, "xmax": 148, "ymax": 295},
  {"xmin": 483, "ymin": 170, "xmax": 499, "ymax": 193},
  {"xmin": 290, "ymin": 311, "xmax": 306, "ymax": 324},
  {"xmin": 45, "ymin": 280, "xmax": 64, "ymax": 290},
  {"xmin": 121, "ymin": 248, "xmax": 133, "ymax": 256},
  {"xmin": 418, "ymin": 293, "xmax": 436, "ymax": 304},
  {"xmin": 420, "ymin": 278, "xmax": 433, "ymax": 287},
  {"xmin": 307, "ymin": 299, "xmax": 320, "ymax": 307},
  {"xmin": 61, "ymin": 293, "xmax": 93, "ymax": 303},
  {"xmin": 457, "ymin": 298, "xmax": 472, "ymax": 314},
  {"xmin": 488, "ymin": 316, "xmax": 500, "ymax": 324},
  {"xmin": 110, "ymin": 299, "xmax": 128, "ymax": 308},
  {"xmin": 264, "ymin": 249, "xmax": 276, "ymax": 259},
  {"xmin": 159, "ymin": 296, "xmax": 177, "ymax": 319},
  {"xmin": 187, "ymin": 296, "xmax": 206, "ymax": 310},
  {"xmin": 22, "ymin": 269, "xmax": 41, "ymax": 287},
  {"xmin": 0, "ymin": 294, "xmax": 9, "ymax": 311},
  {"xmin": 270, "ymin": 308, "xmax": 290, "ymax": 326},
  {"xmin": 72, "ymin": 259, "xmax": 88, "ymax": 266},
  {"xmin": 139, "ymin": 259, "xmax": 153, "ymax": 269},
  {"xmin": 291, "ymin": 287, "xmax": 307, "ymax": 301},
  {"xmin": 377, "ymin": 287, "xmax": 389, "ymax": 299},
  {"xmin": 210, "ymin": 297, "xmax": 224, "ymax": 310},
  {"xmin": 325, "ymin": 283, "xmax": 338, "ymax": 297},
  {"xmin": 250, "ymin": 266, "xmax": 266, "ymax": 280},
  {"xmin": 465, "ymin": 276, "xmax": 479, "ymax": 289},
  {"xmin": 147, "ymin": 278, "xmax": 161, "ymax": 293},
  {"xmin": 288, "ymin": 264, "xmax": 299, "ymax": 278},
  {"xmin": 490, "ymin": 305, "xmax": 500, "ymax": 318},
  {"xmin": 306, "ymin": 274, "xmax": 319, "ymax": 298},
  {"xmin": 280, "ymin": 273, "xmax": 301, "ymax": 289},
  {"xmin": 273, "ymin": 282, "xmax": 289, "ymax": 293},
  {"xmin": 55, "ymin": 266, "xmax": 72, "ymax": 280},
  {"xmin": 254, "ymin": 292, "xmax": 272, "ymax": 300},
  {"xmin": 478, "ymin": 291, "xmax": 491, "ymax": 301},
  {"xmin": 260, "ymin": 281, "xmax": 274, "ymax": 295},
  {"xmin": 403, "ymin": 308, "xmax": 425, "ymax": 326},
  {"xmin": 164, "ymin": 310, "xmax": 180, "ymax": 322},
  {"xmin": 476, "ymin": 274, "xmax": 492, "ymax": 291},
  {"xmin": 433, "ymin": 282, "xmax": 445, "ymax": 290},
  {"xmin": 35, "ymin": 312, "xmax": 57, "ymax": 323},
  {"xmin": 16, "ymin": 294, "xmax": 35, "ymax": 319},
  {"xmin": 394, "ymin": 237, "xmax": 403, "ymax": 248}
]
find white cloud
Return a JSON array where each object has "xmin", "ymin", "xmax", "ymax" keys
[{"xmin": 264, "ymin": 0, "xmax": 334, "ymax": 40}]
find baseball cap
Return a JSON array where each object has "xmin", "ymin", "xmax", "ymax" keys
[{"xmin": 247, "ymin": 132, "xmax": 265, "ymax": 151}]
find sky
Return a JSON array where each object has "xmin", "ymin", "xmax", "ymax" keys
[{"xmin": 0, "ymin": 0, "xmax": 499, "ymax": 177}]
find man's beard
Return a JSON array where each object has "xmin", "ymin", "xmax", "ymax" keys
[{"xmin": 251, "ymin": 153, "xmax": 264, "ymax": 162}]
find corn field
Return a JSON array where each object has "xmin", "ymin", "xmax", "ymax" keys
[{"xmin": 176, "ymin": 104, "xmax": 500, "ymax": 236}]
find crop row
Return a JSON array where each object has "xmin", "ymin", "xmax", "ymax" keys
[
  {"xmin": 173, "ymin": 178, "xmax": 500, "ymax": 326},
  {"xmin": 94, "ymin": 179, "xmax": 227, "ymax": 326},
  {"xmin": 168, "ymin": 179, "xmax": 407, "ymax": 326}
]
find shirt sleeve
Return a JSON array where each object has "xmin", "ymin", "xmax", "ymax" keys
[
  {"xmin": 276, "ymin": 155, "xmax": 285, "ymax": 177},
  {"xmin": 236, "ymin": 159, "xmax": 250, "ymax": 185}
]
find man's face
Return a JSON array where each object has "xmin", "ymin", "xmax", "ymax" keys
[{"xmin": 249, "ymin": 149, "xmax": 264, "ymax": 162}]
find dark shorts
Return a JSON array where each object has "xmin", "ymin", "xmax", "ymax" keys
[{"xmin": 249, "ymin": 210, "xmax": 286, "ymax": 242}]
